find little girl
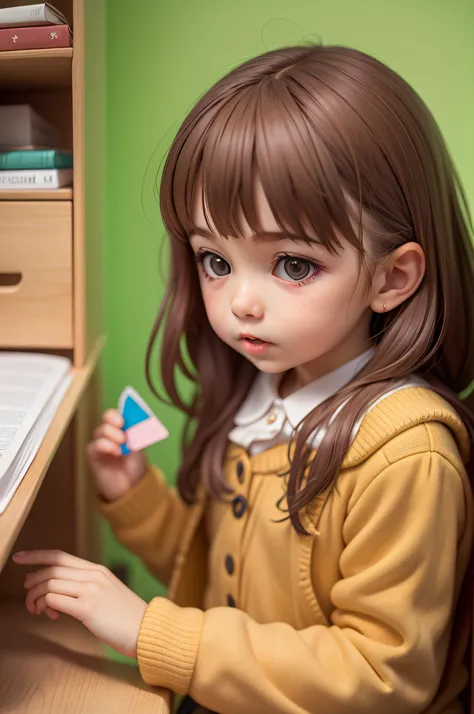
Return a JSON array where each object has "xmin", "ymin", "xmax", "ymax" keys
[{"xmin": 13, "ymin": 45, "xmax": 474, "ymax": 714}]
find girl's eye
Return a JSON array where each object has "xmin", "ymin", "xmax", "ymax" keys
[
  {"xmin": 273, "ymin": 256, "xmax": 318, "ymax": 283},
  {"xmin": 201, "ymin": 252, "xmax": 231, "ymax": 279}
]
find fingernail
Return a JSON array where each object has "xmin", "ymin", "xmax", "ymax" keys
[{"xmin": 13, "ymin": 551, "xmax": 26, "ymax": 559}]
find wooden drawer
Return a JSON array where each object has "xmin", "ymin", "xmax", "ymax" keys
[{"xmin": 0, "ymin": 201, "xmax": 73, "ymax": 348}]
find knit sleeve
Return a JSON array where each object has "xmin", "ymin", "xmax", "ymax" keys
[
  {"xmin": 135, "ymin": 451, "xmax": 471, "ymax": 714},
  {"xmin": 98, "ymin": 466, "xmax": 189, "ymax": 586}
]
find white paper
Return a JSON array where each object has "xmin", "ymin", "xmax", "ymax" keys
[{"xmin": 0, "ymin": 352, "xmax": 71, "ymax": 513}]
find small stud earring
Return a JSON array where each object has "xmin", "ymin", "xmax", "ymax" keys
[{"xmin": 383, "ymin": 303, "xmax": 387, "ymax": 312}]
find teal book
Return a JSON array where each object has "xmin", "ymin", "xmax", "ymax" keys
[{"xmin": 0, "ymin": 149, "xmax": 73, "ymax": 171}]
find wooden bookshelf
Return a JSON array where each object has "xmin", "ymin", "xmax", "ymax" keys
[
  {"xmin": 0, "ymin": 188, "xmax": 73, "ymax": 200},
  {"xmin": 0, "ymin": 48, "xmax": 72, "ymax": 89},
  {"xmin": 0, "ymin": 1, "xmax": 171, "ymax": 711}
]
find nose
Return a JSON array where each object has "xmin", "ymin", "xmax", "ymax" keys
[{"xmin": 231, "ymin": 280, "xmax": 264, "ymax": 320}]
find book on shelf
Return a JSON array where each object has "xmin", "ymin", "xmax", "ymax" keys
[
  {"xmin": 0, "ymin": 149, "xmax": 72, "ymax": 170},
  {"xmin": 0, "ymin": 144, "xmax": 62, "ymax": 151},
  {"xmin": 0, "ymin": 352, "xmax": 72, "ymax": 514},
  {"xmin": 0, "ymin": 23, "xmax": 72, "ymax": 51},
  {"xmin": 0, "ymin": 168, "xmax": 73, "ymax": 189},
  {"xmin": 0, "ymin": 105, "xmax": 59, "ymax": 148},
  {"xmin": 0, "ymin": 4, "xmax": 68, "ymax": 29}
]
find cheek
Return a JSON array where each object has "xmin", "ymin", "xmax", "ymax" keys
[
  {"xmin": 276, "ymin": 273, "xmax": 366, "ymax": 331},
  {"xmin": 199, "ymin": 281, "xmax": 227, "ymax": 327}
]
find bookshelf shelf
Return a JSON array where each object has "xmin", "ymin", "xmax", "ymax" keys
[
  {"xmin": 0, "ymin": 597, "xmax": 170, "ymax": 713},
  {"xmin": 0, "ymin": 338, "xmax": 103, "ymax": 572},
  {"xmin": 0, "ymin": 188, "xmax": 73, "ymax": 200},
  {"xmin": 0, "ymin": 48, "xmax": 72, "ymax": 90}
]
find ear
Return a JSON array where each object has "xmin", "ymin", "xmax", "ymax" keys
[{"xmin": 370, "ymin": 242, "xmax": 426, "ymax": 313}]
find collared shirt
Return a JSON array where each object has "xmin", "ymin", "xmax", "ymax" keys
[{"xmin": 229, "ymin": 349, "xmax": 427, "ymax": 455}]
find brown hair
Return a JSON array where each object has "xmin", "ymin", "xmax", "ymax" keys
[{"xmin": 146, "ymin": 44, "xmax": 474, "ymax": 534}]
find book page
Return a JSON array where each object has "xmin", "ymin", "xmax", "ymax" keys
[
  {"xmin": 0, "ymin": 372, "xmax": 72, "ymax": 513},
  {"xmin": 0, "ymin": 353, "xmax": 71, "ymax": 483}
]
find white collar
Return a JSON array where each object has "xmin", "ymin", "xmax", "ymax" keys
[{"xmin": 234, "ymin": 349, "xmax": 375, "ymax": 429}]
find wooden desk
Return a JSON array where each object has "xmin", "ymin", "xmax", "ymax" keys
[{"xmin": 0, "ymin": 597, "xmax": 170, "ymax": 714}]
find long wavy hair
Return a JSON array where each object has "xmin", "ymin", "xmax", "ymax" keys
[{"xmin": 145, "ymin": 44, "xmax": 474, "ymax": 534}]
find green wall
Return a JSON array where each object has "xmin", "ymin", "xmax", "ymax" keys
[{"xmin": 104, "ymin": 0, "xmax": 474, "ymax": 602}]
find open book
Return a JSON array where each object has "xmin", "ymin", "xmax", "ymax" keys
[{"xmin": 0, "ymin": 352, "xmax": 72, "ymax": 514}]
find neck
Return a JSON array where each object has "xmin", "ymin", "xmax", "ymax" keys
[{"xmin": 279, "ymin": 339, "xmax": 374, "ymax": 399}]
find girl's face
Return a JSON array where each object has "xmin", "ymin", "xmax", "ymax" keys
[{"xmin": 190, "ymin": 184, "xmax": 377, "ymax": 388}]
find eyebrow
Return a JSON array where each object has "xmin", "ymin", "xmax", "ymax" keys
[{"xmin": 190, "ymin": 226, "xmax": 320, "ymax": 245}]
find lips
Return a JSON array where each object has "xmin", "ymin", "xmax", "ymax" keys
[
  {"xmin": 239, "ymin": 334, "xmax": 273, "ymax": 356},
  {"xmin": 240, "ymin": 334, "xmax": 270, "ymax": 344}
]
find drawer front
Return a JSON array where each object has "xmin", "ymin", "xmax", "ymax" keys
[{"xmin": 0, "ymin": 202, "xmax": 73, "ymax": 348}]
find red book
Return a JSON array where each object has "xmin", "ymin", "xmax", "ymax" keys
[{"xmin": 0, "ymin": 24, "xmax": 71, "ymax": 51}]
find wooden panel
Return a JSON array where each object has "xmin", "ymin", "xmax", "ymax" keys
[
  {"xmin": 0, "ymin": 49, "xmax": 72, "ymax": 91},
  {"xmin": 0, "ymin": 201, "xmax": 73, "ymax": 348},
  {"xmin": 0, "ymin": 597, "xmax": 171, "ymax": 713},
  {"xmin": 74, "ymin": 365, "xmax": 102, "ymax": 562},
  {"xmin": 72, "ymin": 0, "xmax": 105, "ymax": 367},
  {"xmin": 0, "ymin": 188, "xmax": 73, "ymax": 200}
]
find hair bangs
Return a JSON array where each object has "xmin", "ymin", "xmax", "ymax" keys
[{"xmin": 171, "ymin": 76, "xmax": 363, "ymax": 253}]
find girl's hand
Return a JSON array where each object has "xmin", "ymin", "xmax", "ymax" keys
[
  {"xmin": 13, "ymin": 550, "xmax": 148, "ymax": 658},
  {"xmin": 87, "ymin": 409, "xmax": 149, "ymax": 502}
]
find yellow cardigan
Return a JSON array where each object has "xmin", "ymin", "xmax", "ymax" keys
[{"xmin": 100, "ymin": 388, "xmax": 473, "ymax": 714}]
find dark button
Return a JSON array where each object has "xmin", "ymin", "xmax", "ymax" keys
[
  {"xmin": 236, "ymin": 460, "xmax": 244, "ymax": 483},
  {"xmin": 227, "ymin": 593, "xmax": 236, "ymax": 607},
  {"xmin": 225, "ymin": 554, "xmax": 234, "ymax": 575},
  {"xmin": 232, "ymin": 494, "xmax": 247, "ymax": 518}
]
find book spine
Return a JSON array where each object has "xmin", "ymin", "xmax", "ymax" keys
[
  {"xmin": 0, "ymin": 151, "xmax": 73, "ymax": 170},
  {"xmin": 0, "ymin": 5, "xmax": 47, "ymax": 27},
  {"xmin": 0, "ymin": 25, "xmax": 71, "ymax": 51},
  {"xmin": 0, "ymin": 169, "xmax": 64, "ymax": 189}
]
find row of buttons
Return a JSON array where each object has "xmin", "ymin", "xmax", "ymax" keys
[
  {"xmin": 226, "ymin": 459, "xmax": 248, "ymax": 609},
  {"xmin": 226, "ymin": 551, "xmax": 236, "ymax": 607}
]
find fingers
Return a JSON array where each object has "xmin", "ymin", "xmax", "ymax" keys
[
  {"xmin": 44, "ymin": 593, "xmax": 82, "ymax": 620},
  {"xmin": 33, "ymin": 593, "xmax": 60, "ymax": 619},
  {"xmin": 12, "ymin": 549, "xmax": 103, "ymax": 570},
  {"xmin": 89, "ymin": 416, "xmax": 125, "ymax": 459},
  {"xmin": 24, "ymin": 565, "xmax": 98, "ymax": 589},
  {"xmin": 88, "ymin": 436, "xmax": 122, "ymax": 458},
  {"xmin": 45, "ymin": 605, "xmax": 60, "ymax": 619},
  {"xmin": 26, "ymin": 578, "xmax": 84, "ymax": 614},
  {"xmin": 34, "ymin": 596, "xmax": 60, "ymax": 619},
  {"xmin": 103, "ymin": 409, "xmax": 123, "ymax": 427},
  {"xmin": 92, "ymin": 422, "xmax": 125, "ymax": 445},
  {"xmin": 13, "ymin": 550, "xmax": 115, "ymax": 625}
]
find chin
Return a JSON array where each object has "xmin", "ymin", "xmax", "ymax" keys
[{"xmin": 244, "ymin": 356, "xmax": 290, "ymax": 374}]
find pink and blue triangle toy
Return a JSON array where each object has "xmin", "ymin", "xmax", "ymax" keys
[{"xmin": 118, "ymin": 386, "xmax": 169, "ymax": 455}]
